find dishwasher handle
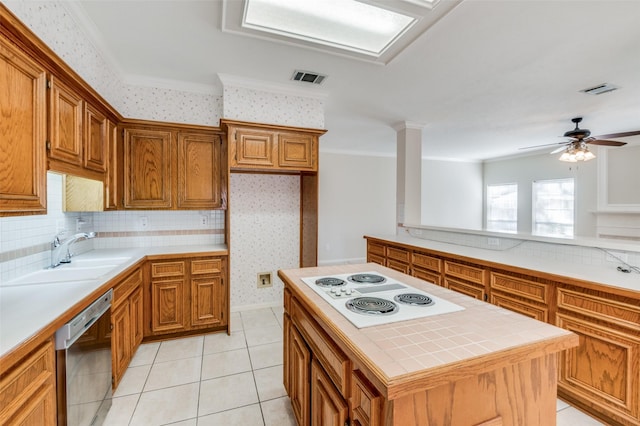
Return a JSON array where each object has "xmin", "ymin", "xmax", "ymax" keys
[{"xmin": 55, "ymin": 289, "xmax": 112, "ymax": 350}]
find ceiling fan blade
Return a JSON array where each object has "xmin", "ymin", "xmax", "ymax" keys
[
  {"xmin": 550, "ymin": 145, "xmax": 568, "ymax": 154},
  {"xmin": 594, "ymin": 130, "xmax": 640, "ymax": 139},
  {"xmin": 587, "ymin": 139, "xmax": 627, "ymax": 146},
  {"xmin": 519, "ymin": 141, "xmax": 568, "ymax": 150}
]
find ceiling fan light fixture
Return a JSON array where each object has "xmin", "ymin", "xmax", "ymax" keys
[{"xmin": 558, "ymin": 143, "xmax": 595, "ymax": 162}]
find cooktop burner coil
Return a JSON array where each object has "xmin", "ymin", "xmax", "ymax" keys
[
  {"xmin": 315, "ymin": 277, "xmax": 346, "ymax": 287},
  {"xmin": 347, "ymin": 274, "xmax": 386, "ymax": 284},
  {"xmin": 394, "ymin": 293, "xmax": 435, "ymax": 306},
  {"xmin": 345, "ymin": 297, "xmax": 398, "ymax": 315}
]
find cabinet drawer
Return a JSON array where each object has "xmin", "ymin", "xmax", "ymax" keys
[
  {"xmin": 367, "ymin": 242, "xmax": 386, "ymax": 257},
  {"xmin": 368, "ymin": 253, "xmax": 385, "ymax": 266},
  {"xmin": 291, "ymin": 299, "xmax": 350, "ymax": 396},
  {"xmin": 387, "ymin": 259, "xmax": 410, "ymax": 274},
  {"xmin": 412, "ymin": 267, "xmax": 442, "ymax": 286},
  {"xmin": 557, "ymin": 287, "xmax": 640, "ymax": 329},
  {"xmin": 445, "ymin": 277, "xmax": 485, "ymax": 300},
  {"xmin": 490, "ymin": 272, "xmax": 549, "ymax": 304},
  {"xmin": 113, "ymin": 268, "xmax": 143, "ymax": 307},
  {"xmin": 151, "ymin": 261, "xmax": 185, "ymax": 278},
  {"xmin": 386, "ymin": 246, "xmax": 409, "ymax": 263},
  {"xmin": 412, "ymin": 252, "xmax": 442, "ymax": 273},
  {"xmin": 491, "ymin": 293, "xmax": 549, "ymax": 322},
  {"xmin": 444, "ymin": 260, "xmax": 485, "ymax": 284},
  {"xmin": 191, "ymin": 258, "xmax": 223, "ymax": 275}
]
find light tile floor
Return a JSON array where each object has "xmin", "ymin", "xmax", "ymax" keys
[{"xmin": 105, "ymin": 307, "xmax": 605, "ymax": 426}]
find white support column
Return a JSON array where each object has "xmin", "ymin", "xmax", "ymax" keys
[{"xmin": 394, "ymin": 122, "xmax": 424, "ymax": 232}]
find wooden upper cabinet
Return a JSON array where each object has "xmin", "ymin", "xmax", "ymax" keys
[
  {"xmin": 84, "ymin": 102, "xmax": 108, "ymax": 172},
  {"xmin": 177, "ymin": 132, "xmax": 223, "ymax": 209},
  {"xmin": 123, "ymin": 127, "xmax": 172, "ymax": 209},
  {"xmin": 222, "ymin": 119, "xmax": 326, "ymax": 172},
  {"xmin": 231, "ymin": 127, "xmax": 276, "ymax": 168},
  {"xmin": 279, "ymin": 132, "xmax": 315, "ymax": 170},
  {"xmin": 0, "ymin": 35, "xmax": 47, "ymax": 216},
  {"xmin": 47, "ymin": 76, "xmax": 109, "ymax": 178},
  {"xmin": 48, "ymin": 76, "xmax": 83, "ymax": 166}
]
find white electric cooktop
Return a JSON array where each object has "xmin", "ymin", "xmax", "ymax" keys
[{"xmin": 300, "ymin": 271, "xmax": 464, "ymax": 328}]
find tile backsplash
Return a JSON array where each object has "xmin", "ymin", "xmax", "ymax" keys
[{"xmin": 0, "ymin": 172, "xmax": 225, "ymax": 284}]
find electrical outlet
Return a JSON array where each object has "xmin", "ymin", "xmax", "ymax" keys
[
  {"xmin": 139, "ymin": 216, "xmax": 148, "ymax": 229},
  {"xmin": 200, "ymin": 215, "xmax": 208, "ymax": 226},
  {"xmin": 257, "ymin": 272, "xmax": 273, "ymax": 288},
  {"xmin": 487, "ymin": 237, "xmax": 500, "ymax": 246}
]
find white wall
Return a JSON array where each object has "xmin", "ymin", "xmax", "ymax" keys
[
  {"xmin": 484, "ymin": 152, "xmax": 598, "ymax": 237},
  {"xmin": 421, "ymin": 160, "xmax": 483, "ymax": 230},
  {"xmin": 318, "ymin": 152, "xmax": 396, "ymax": 265}
]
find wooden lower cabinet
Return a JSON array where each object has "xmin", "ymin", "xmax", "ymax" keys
[
  {"xmin": 350, "ymin": 370, "xmax": 383, "ymax": 426},
  {"xmin": 556, "ymin": 287, "xmax": 640, "ymax": 426},
  {"xmin": 311, "ymin": 359, "xmax": 348, "ymax": 426},
  {"xmin": 111, "ymin": 267, "xmax": 144, "ymax": 388},
  {"xmin": 445, "ymin": 277, "xmax": 486, "ymax": 301},
  {"xmin": 147, "ymin": 255, "xmax": 228, "ymax": 338},
  {"xmin": 288, "ymin": 320, "xmax": 312, "ymax": 426},
  {"xmin": 0, "ymin": 339, "xmax": 56, "ymax": 425}
]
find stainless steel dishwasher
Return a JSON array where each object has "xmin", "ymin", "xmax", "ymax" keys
[{"xmin": 55, "ymin": 289, "xmax": 113, "ymax": 426}]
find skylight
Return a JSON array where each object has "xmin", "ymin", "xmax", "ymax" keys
[
  {"xmin": 222, "ymin": 0, "xmax": 460, "ymax": 64},
  {"xmin": 243, "ymin": 0, "xmax": 416, "ymax": 56}
]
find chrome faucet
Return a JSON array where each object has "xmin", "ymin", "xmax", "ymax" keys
[{"xmin": 51, "ymin": 232, "xmax": 96, "ymax": 268}]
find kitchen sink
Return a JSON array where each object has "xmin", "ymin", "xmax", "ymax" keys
[{"xmin": 4, "ymin": 265, "xmax": 119, "ymax": 286}]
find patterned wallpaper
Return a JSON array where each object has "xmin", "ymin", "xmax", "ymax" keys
[
  {"xmin": 4, "ymin": 1, "xmax": 126, "ymax": 111},
  {"xmin": 223, "ymin": 86, "xmax": 325, "ymax": 129},
  {"xmin": 229, "ymin": 174, "xmax": 300, "ymax": 308},
  {"xmin": 120, "ymin": 85, "xmax": 222, "ymax": 126}
]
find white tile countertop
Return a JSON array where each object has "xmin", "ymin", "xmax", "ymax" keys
[
  {"xmin": 0, "ymin": 245, "xmax": 227, "ymax": 358},
  {"xmin": 366, "ymin": 234, "xmax": 640, "ymax": 294}
]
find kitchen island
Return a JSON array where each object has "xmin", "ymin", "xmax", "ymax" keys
[{"xmin": 279, "ymin": 263, "xmax": 578, "ymax": 426}]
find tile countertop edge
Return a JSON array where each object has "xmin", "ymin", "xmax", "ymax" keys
[
  {"xmin": 0, "ymin": 244, "xmax": 228, "ymax": 362},
  {"xmin": 365, "ymin": 234, "xmax": 640, "ymax": 295},
  {"xmin": 279, "ymin": 263, "xmax": 579, "ymax": 401}
]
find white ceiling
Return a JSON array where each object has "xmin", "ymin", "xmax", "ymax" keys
[{"xmin": 68, "ymin": 0, "xmax": 640, "ymax": 160}]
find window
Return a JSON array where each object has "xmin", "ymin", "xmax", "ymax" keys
[
  {"xmin": 532, "ymin": 178, "xmax": 574, "ymax": 237},
  {"xmin": 486, "ymin": 183, "xmax": 518, "ymax": 233}
]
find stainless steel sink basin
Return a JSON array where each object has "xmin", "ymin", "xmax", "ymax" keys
[{"xmin": 4, "ymin": 265, "xmax": 118, "ymax": 286}]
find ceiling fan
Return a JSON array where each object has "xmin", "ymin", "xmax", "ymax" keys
[{"xmin": 520, "ymin": 117, "xmax": 634, "ymax": 162}]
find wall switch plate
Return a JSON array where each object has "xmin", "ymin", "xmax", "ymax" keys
[
  {"xmin": 139, "ymin": 216, "xmax": 148, "ymax": 229},
  {"xmin": 487, "ymin": 237, "xmax": 500, "ymax": 246},
  {"xmin": 257, "ymin": 272, "xmax": 273, "ymax": 288}
]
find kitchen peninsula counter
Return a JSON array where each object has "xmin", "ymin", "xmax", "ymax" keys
[
  {"xmin": 279, "ymin": 263, "xmax": 578, "ymax": 426},
  {"xmin": 366, "ymin": 233, "xmax": 639, "ymax": 295}
]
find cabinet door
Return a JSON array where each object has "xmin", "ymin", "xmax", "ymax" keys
[
  {"xmin": 130, "ymin": 286, "xmax": 144, "ymax": 349},
  {"xmin": 289, "ymin": 325, "xmax": 311, "ymax": 426},
  {"xmin": 230, "ymin": 127, "xmax": 276, "ymax": 168},
  {"xmin": 278, "ymin": 132, "xmax": 315, "ymax": 170},
  {"xmin": 0, "ymin": 36, "xmax": 47, "ymax": 215},
  {"xmin": 177, "ymin": 132, "xmax": 222, "ymax": 209},
  {"xmin": 350, "ymin": 370, "xmax": 383, "ymax": 426},
  {"xmin": 47, "ymin": 76, "xmax": 83, "ymax": 166},
  {"xmin": 311, "ymin": 359, "xmax": 348, "ymax": 426},
  {"xmin": 84, "ymin": 102, "xmax": 108, "ymax": 172},
  {"xmin": 112, "ymin": 301, "xmax": 131, "ymax": 388},
  {"xmin": 150, "ymin": 279, "xmax": 187, "ymax": 334},
  {"xmin": 123, "ymin": 127, "xmax": 172, "ymax": 208},
  {"xmin": 412, "ymin": 267, "xmax": 442, "ymax": 286},
  {"xmin": 445, "ymin": 277, "xmax": 486, "ymax": 301},
  {"xmin": 190, "ymin": 276, "xmax": 223, "ymax": 327},
  {"xmin": 0, "ymin": 340, "xmax": 56, "ymax": 426}
]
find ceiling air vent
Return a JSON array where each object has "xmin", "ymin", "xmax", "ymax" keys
[
  {"xmin": 580, "ymin": 83, "xmax": 619, "ymax": 95},
  {"xmin": 292, "ymin": 70, "xmax": 327, "ymax": 85}
]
